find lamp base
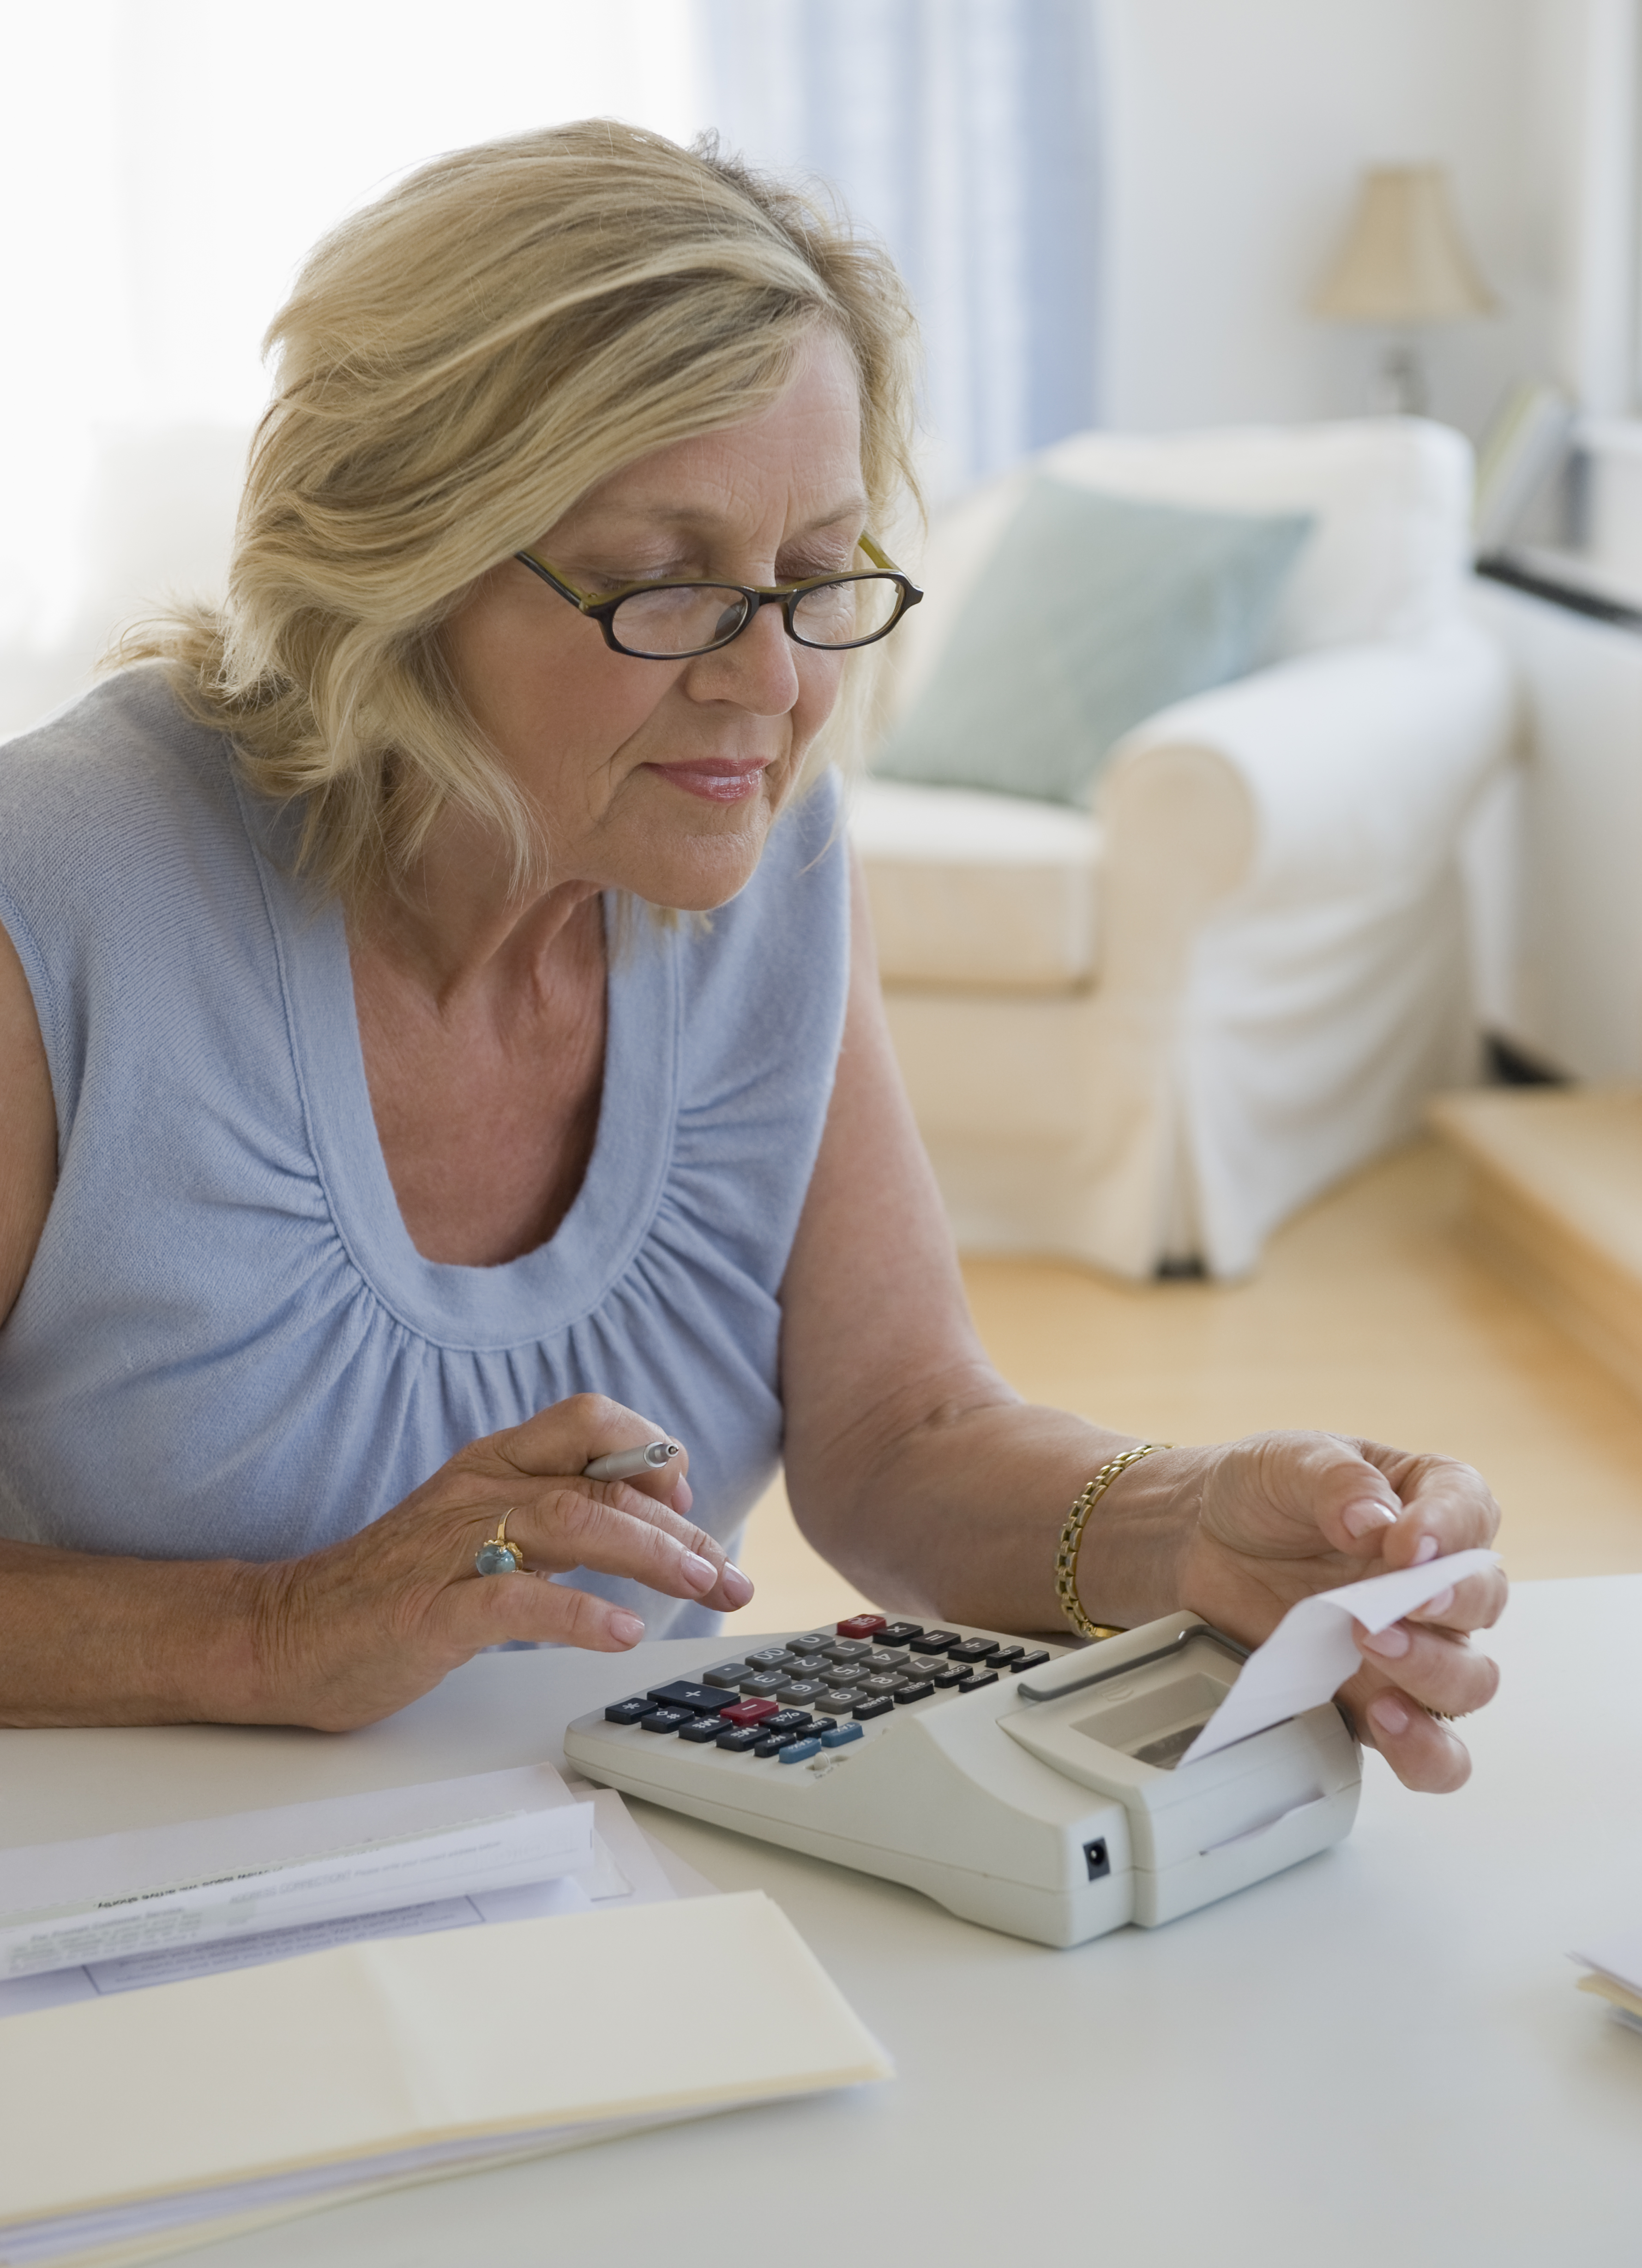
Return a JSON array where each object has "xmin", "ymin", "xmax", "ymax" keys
[{"xmin": 1373, "ymin": 340, "xmax": 1427, "ymax": 416}]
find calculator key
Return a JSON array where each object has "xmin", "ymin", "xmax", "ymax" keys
[
  {"xmin": 786, "ymin": 1633, "xmax": 832, "ymax": 1655},
  {"xmin": 778, "ymin": 1738, "xmax": 823, "ymax": 1764},
  {"xmin": 745, "ymin": 1646, "xmax": 798, "ymax": 1670},
  {"xmin": 716, "ymin": 1726, "xmax": 767, "ymax": 1753},
  {"xmin": 853, "ymin": 1695, "xmax": 896, "ymax": 1720},
  {"xmin": 858, "ymin": 1674, "xmax": 908, "ymax": 1697},
  {"xmin": 820, "ymin": 1721, "xmax": 865, "ymax": 1748},
  {"xmin": 836, "ymin": 1614, "xmax": 888, "ymax": 1639},
  {"xmin": 1012, "ymin": 1650, "xmax": 1052, "ymax": 1674},
  {"xmin": 818, "ymin": 1686, "xmax": 867, "ymax": 1712},
  {"xmin": 929, "ymin": 1664, "xmax": 970, "ymax": 1687},
  {"xmin": 823, "ymin": 1639, "xmax": 873, "ymax": 1663},
  {"xmin": 893, "ymin": 1680, "xmax": 936, "ymax": 1704},
  {"xmin": 603, "ymin": 1697, "xmax": 652, "ymax": 1725},
  {"xmin": 737, "ymin": 1672, "xmax": 789, "ymax": 1698},
  {"xmin": 764, "ymin": 1709, "xmax": 816, "ymax": 1734},
  {"xmin": 947, "ymin": 1638, "xmax": 1001, "ymax": 1665},
  {"xmin": 856, "ymin": 1649, "xmax": 910, "ymax": 1674},
  {"xmin": 957, "ymin": 1669, "xmax": 999, "ymax": 1693},
  {"xmin": 873, "ymin": 1621, "xmax": 924, "ymax": 1645},
  {"xmin": 906, "ymin": 1630, "xmax": 962, "ymax": 1655},
  {"xmin": 753, "ymin": 1729, "xmax": 806, "ymax": 1758},
  {"xmin": 639, "ymin": 1708, "xmax": 691, "ymax": 1734},
  {"xmin": 719, "ymin": 1697, "xmax": 781, "ymax": 1726},
  {"xmin": 987, "ymin": 1646, "xmax": 1027, "ymax": 1671},
  {"xmin": 645, "ymin": 1681, "xmax": 725, "ymax": 1714},
  {"xmin": 677, "ymin": 1715, "xmax": 732, "ymax": 1743},
  {"xmin": 777, "ymin": 1680, "xmax": 828, "ymax": 1707},
  {"xmin": 703, "ymin": 1661, "xmax": 751, "ymax": 1688}
]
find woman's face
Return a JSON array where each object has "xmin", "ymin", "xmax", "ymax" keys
[{"xmin": 443, "ymin": 327, "xmax": 868, "ymax": 912}]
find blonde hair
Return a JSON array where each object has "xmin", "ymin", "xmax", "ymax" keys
[{"xmin": 121, "ymin": 121, "xmax": 920, "ymax": 906}]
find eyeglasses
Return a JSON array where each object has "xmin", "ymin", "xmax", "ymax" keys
[{"xmin": 512, "ymin": 534, "xmax": 923, "ymax": 660}]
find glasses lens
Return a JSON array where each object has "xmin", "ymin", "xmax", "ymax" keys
[
  {"xmin": 790, "ymin": 575, "xmax": 902, "ymax": 649},
  {"xmin": 609, "ymin": 584, "xmax": 750, "ymax": 657}
]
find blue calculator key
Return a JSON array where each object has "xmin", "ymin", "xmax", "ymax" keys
[
  {"xmin": 703, "ymin": 1662, "xmax": 750, "ymax": 1688},
  {"xmin": 957, "ymin": 1669, "xmax": 999, "ymax": 1694},
  {"xmin": 854, "ymin": 1695, "xmax": 895, "ymax": 1720},
  {"xmin": 639, "ymin": 1707, "xmax": 692, "ymax": 1734},
  {"xmin": 893, "ymin": 1680, "xmax": 936, "ymax": 1704},
  {"xmin": 753, "ymin": 1729, "xmax": 806, "ymax": 1758},
  {"xmin": 778, "ymin": 1737, "xmax": 823, "ymax": 1764},
  {"xmin": 645, "ymin": 1681, "xmax": 724, "ymax": 1714},
  {"xmin": 763, "ymin": 1708, "xmax": 815, "ymax": 1734},
  {"xmin": 716, "ymin": 1726, "xmax": 767, "ymax": 1753},
  {"xmin": 820, "ymin": 1721, "xmax": 865, "ymax": 1747},
  {"xmin": 677, "ymin": 1715, "xmax": 732, "ymax": 1743},
  {"xmin": 906, "ymin": 1630, "xmax": 962, "ymax": 1655},
  {"xmin": 604, "ymin": 1697, "xmax": 652, "ymax": 1724},
  {"xmin": 1012, "ymin": 1650, "xmax": 1052, "ymax": 1674}
]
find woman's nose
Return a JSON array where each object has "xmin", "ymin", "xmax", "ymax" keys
[{"xmin": 686, "ymin": 599, "xmax": 802, "ymax": 714}]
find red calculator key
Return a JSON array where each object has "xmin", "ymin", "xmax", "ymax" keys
[
  {"xmin": 719, "ymin": 1697, "xmax": 780, "ymax": 1727},
  {"xmin": 836, "ymin": 1614, "xmax": 888, "ymax": 1640}
]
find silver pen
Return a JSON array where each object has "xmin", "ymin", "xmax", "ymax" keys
[{"xmin": 582, "ymin": 1438, "xmax": 682, "ymax": 1483}]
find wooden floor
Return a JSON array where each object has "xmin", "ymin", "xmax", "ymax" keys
[{"xmin": 723, "ymin": 1137, "xmax": 1642, "ymax": 1638}]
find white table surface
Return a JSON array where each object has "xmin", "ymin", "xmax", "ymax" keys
[{"xmin": 4, "ymin": 1576, "xmax": 1639, "ymax": 2268}]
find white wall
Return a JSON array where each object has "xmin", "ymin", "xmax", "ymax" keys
[{"xmin": 1099, "ymin": 0, "xmax": 1562, "ymax": 438}]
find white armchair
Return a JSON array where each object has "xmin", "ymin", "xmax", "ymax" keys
[{"xmin": 854, "ymin": 420, "xmax": 1515, "ymax": 1280}]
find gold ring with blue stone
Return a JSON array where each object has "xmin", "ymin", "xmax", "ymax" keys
[{"xmin": 474, "ymin": 1510, "xmax": 524, "ymax": 1576}]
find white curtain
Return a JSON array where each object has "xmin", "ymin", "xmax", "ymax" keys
[{"xmin": 699, "ymin": 0, "xmax": 1103, "ymax": 500}]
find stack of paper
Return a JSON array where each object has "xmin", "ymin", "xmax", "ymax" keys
[
  {"xmin": 1570, "ymin": 1928, "xmax": 1642, "ymax": 2034},
  {"xmin": 0, "ymin": 1892, "xmax": 891, "ymax": 2268}
]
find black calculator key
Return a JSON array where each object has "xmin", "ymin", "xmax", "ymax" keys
[
  {"xmin": 753, "ymin": 1729, "xmax": 806, "ymax": 1758},
  {"xmin": 777, "ymin": 1680, "xmax": 828, "ymax": 1707},
  {"xmin": 854, "ymin": 1695, "xmax": 895, "ymax": 1720},
  {"xmin": 893, "ymin": 1680, "xmax": 935, "ymax": 1704},
  {"xmin": 874, "ymin": 1621, "xmax": 924, "ymax": 1645},
  {"xmin": 858, "ymin": 1673, "xmax": 908, "ymax": 1697},
  {"xmin": 738, "ymin": 1672, "xmax": 789, "ymax": 1698},
  {"xmin": 987, "ymin": 1647, "xmax": 1027, "ymax": 1671},
  {"xmin": 819, "ymin": 1686, "xmax": 867, "ymax": 1712},
  {"xmin": 639, "ymin": 1708, "xmax": 692, "ymax": 1734},
  {"xmin": 604, "ymin": 1697, "xmax": 652, "ymax": 1724},
  {"xmin": 786, "ymin": 1633, "xmax": 832, "ymax": 1655},
  {"xmin": 745, "ymin": 1646, "xmax": 797, "ymax": 1670},
  {"xmin": 930, "ymin": 1665, "xmax": 968, "ymax": 1688},
  {"xmin": 645, "ymin": 1681, "xmax": 725, "ymax": 1714},
  {"xmin": 947, "ymin": 1638, "xmax": 1000, "ymax": 1665},
  {"xmin": 703, "ymin": 1661, "xmax": 750, "ymax": 1687},
  {"xmin": 824, "ymin": 1639, "xmax": 873, "ymax": 1663},
  {"xmin": 956, "ymin": 1670, "xmax": 999, "ymax": 1694},
  {"xmin": 716, "ymin": 1726, "xmax": 767, "ymax": 1753},
  {"xmin": 857, "ymin": 1649, "xmax": 910, "ymax": 1673},
  {"xmin": 677, "ymin": 1715, "xmax": 732, "ymax": 1743},
  {"xmin": 763, "ymin": 1708, "xmax": 816, "ymax": 1734},
  {"xmin": 1013, "ymin": 1650, "xmax": 1052, "ymax": 1674},
  {"xmin": 906, "ymin": 1630, "xmax": 962, "ymax": 1655}
]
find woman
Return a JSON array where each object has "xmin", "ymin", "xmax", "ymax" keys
[{"xmin": 0, "ymin": 124, "xmax": 1502, "ymax": 1776}]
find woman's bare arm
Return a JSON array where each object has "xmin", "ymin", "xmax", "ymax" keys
[
  {"xmin": 0, "ymin": 920, "xmax": 54, "ymax": 1327},
  {"xmin": 776, "ymin": 855, "xmax": 1504, "ymax": 1792}
]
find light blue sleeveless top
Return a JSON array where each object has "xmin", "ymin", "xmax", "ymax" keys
[{"xmin": 0, "ymin": 670, "xmax": 849, "ymax": 1638}]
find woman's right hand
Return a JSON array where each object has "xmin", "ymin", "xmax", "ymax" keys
[{"xmin": 245, "ymin": 1394, "xmax": 752, "ymax": 1730}]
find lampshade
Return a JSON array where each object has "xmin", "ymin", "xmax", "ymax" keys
[{"xmin": 1311, "ymin": 165, "xmax": 1496, "ymax": 325}]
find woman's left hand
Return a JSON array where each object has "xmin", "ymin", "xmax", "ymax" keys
[{"xmin": 1173, "ymin": 1432, "xmax": 1506, "ymax": 1792}]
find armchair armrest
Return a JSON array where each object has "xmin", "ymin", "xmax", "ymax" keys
[{"xmin": 1100, "ymin": 622, "xmax": 1516, "ymax": 913}]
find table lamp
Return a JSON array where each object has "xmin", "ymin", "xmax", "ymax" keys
[{"xmin": 1310, "ymin": 164, "xmax": 1496, "ymax": 414}]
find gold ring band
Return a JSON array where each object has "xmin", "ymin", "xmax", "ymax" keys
[{"xmin": 474, "ymin": 1509, "xmax": 525, "ymax": 1577}]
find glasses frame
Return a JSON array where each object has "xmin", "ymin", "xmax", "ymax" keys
[{"xmin": 512, "ymin": 534, "xmax": 923, "ymax": 660}]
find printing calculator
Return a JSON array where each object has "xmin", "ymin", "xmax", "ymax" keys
[{"xmin": 564, "ymin": 1608, "xmax": 1361, "ymax": 1948}]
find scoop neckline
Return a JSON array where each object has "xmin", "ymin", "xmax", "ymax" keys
[{"xmin": 241, "ymin": 783, "xmax": 681, "ymax": 1353}]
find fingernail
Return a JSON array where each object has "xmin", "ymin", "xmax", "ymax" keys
[
  {"xmin": 1368, "ymin": 1693, "xmax": 1410, "ymax": 1736},
  {"xmin": 1342, "ymin": 1499, "xmax": 1398, "ymax": 1538},
  {"xmin": 610, "ymin": 1612, "xmax": 645, "ymax": 1646},
  {"xmin": 1413, "ymin": 1536, "xmax": 1440, "ymax": 1565},
  {"xmin": 681, "ymin": 1551, "xmax": 716, "ymax": 1592},
  {"xmin": 1415, "ymin": 1585, "xmax": 1454, "ymax": 1620},
  {"xmin": 674, "ymin": 1478, "xmax": 694, "ymax": 1516},
  {"xmin": 721, "ymin": 1561, "xmax": 754, "ymax": 1608},
  {"xmin": 1360, "ymin": 1622, "xmax": 1410, "ymax": 1657}
]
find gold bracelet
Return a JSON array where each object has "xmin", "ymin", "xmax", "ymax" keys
[{"xmin": 1053, "ymin": 1444, "xmax": 1171, "ymax": 1642}]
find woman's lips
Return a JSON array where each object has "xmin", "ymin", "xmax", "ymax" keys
[{"xmin": 645, "ymin": 758, "xmax": 770, "ymax": 805}]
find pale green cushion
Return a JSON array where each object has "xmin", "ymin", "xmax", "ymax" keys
[{"xmin": 873, "ymin": 479, "xmax": 1314, "ymax": 807}]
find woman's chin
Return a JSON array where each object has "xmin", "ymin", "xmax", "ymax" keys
[{"xmin": 618, "ymin": 819, "xmax": 774, "ymax": 913}]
